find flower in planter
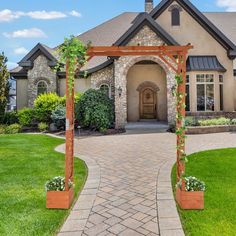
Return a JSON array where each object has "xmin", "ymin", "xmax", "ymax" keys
[
  {"xmin": 45, "ymin": 176, "xmax": 73, "ymax": 191},
  {"xmin": 177, "ymin": 176, "xmax": 205, "ymax": 192}
]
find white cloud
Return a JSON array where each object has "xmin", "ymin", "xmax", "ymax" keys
[
  {"xmin": 217, "ymin": 0, "xmax": 236, "ymax": 11},
  {"xmin": 25, "ymin": 11, "xmax": 67, "ymax": 20},
  {"xmin": 3, "ymin": 28, "xmax": 47, "ymax": 38},
  {"xmin": 7, "ymin": 61, "xmax": 18, "ymax": 70},
  {"xmin": 0, "ymin": 9, "xmax": 23, "ymax": 22},
  {"xmin": 14, "ymin": 47, "xmax": 29, "ymax": 55},
  {"xmin": 69, "ymin": 10, "xmax": 82, "ymax": 18},
  {"xmin": 0, "ymin": 9, "xmax": 82, "ymax": 22}
]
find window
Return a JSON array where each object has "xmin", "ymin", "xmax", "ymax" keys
[
  {"xmin": 37, "ymin": 81, "xmax": 48, "ymax": 95},
  {"xmin": 99, "ymin": 84, "xmax": 111, "ymax": 98},
  {"xmin": 219, "ymin": 75, "xmax": 224, "ymax": 111},
  {"xmin": 186, "ymin": 75, "xmax": 190, "ymax": 111},
  {"xmin": 171, "ymin": 8, "xmax": 180, "ymax": 26},
  {"xmin": 196, "ymin": 74, "xmax": 214, "ymax": 111}
]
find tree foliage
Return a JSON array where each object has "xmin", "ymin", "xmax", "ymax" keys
[{"xmin": 0, "ymin": 52, "xmax": 10, "ymax": 120}]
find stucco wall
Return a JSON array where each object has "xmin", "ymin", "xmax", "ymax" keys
[
  {"xmin": 16, "ymin": 79, "xmax": 28, "ymax": 110},
  {"xmin": 58, "ymin": 78, "xmax": 91, "ymax": 96},
  {"xmin": 127, "ymin": 64, "xmax": 167, "ymax": 121},
  {"xmin": 157, "ymin": 1, "xmax": 235, "ymax": 112}
]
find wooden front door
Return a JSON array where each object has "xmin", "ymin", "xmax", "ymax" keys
[{"xmin": 140, "ymin": 88, "xmax": 157, "ymax": 119}]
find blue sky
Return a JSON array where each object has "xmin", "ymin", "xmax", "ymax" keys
[{"xmin": 0, "ymin": 0, "xmax": 234, "ymax": 69}]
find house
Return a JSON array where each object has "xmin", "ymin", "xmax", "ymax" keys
[{"xmin": 10, "ymin": 0, "xmax": 236, "ymax": 129}]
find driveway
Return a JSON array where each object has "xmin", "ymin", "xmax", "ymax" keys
[{"xmin": 58, "ymin": 131, "xmax": 236, "ymax": 236}]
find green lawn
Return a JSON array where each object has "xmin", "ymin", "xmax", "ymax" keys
[
  {"xmin": 172, "ymin": 148, "xmax": 236, "ymax": 236},
  {"xmin": 0, "ymin": 134, "xmax": 87, "ymax": 236}
]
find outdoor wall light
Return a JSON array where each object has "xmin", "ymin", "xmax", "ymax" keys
[{"xmin": 118, "ymin": 86, "xmax": 122, "ymax": 97}]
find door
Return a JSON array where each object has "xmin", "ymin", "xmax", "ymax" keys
[{"xmin": 140, "ymin": 88, "xmax": 157, "ymax": 119}]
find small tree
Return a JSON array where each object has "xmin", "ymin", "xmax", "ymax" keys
[{"xmin": 0, "ymin": 52, "xmax": 10, "ymax": 122}]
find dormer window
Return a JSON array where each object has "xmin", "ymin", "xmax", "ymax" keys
[
  {"xmin": 172, "ymin": 8, "xmax": 180, "ymax": 26},
  {"xmin": 169, "ymin": 5, "xmax": 182, "ymax": 26}
]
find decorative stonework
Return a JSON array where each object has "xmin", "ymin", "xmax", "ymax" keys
[
  {"xmin": 127, "ymin": 25, "xmax": 165, "ymax": 46},
  {"xmin": 27, "ymin": 55, "xmax": 57, "ymax": 107},
  {"xmin": 137, "ymin": 81, "xmax": 160, "ymax": 92},
  {"xmin": 114, "ymin": 26, "xmax": 176, "ymax": 129},
  {"xmin": 89, "ymin": 65, "xmax": 114, "ymax": 99}
]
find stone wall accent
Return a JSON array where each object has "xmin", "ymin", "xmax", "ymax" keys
[
  {"xmin": 127, "ymin": 25, "xmax": 165, "ymax": 46},
  {"xmin": 27, "ymin": 55, "xmax": 57, "ymax": 107},
  {"xmin": 114, "ymin": 26, "xmax": 176, "ymax": 129},
  {"xmin": 89, "ymin": 64, "xmax": 114, "ymax": 99}
]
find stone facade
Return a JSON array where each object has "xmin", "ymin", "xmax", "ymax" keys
[
  {"xmin": 27, "ymin": 55, "xmax": 57, "ymax": 107},
  {"xmin": 89, "ymin": 64, "xmax": 114, "ymax": 98},
  {"xmin": 114, "ymin": 26, "xmax": 176, "ymax": 129}
]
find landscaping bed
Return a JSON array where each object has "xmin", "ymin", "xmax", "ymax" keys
[
  {"xmin": 186, "ymin": 125, "xmax": 236, "ymax": 134},
  {"xmin": 172, "ymin": 148, "xmax": 236, "ymax": 236},
  {"xmin": 0, "ymin": 134, "xmax": 87, "ymax": 236}
]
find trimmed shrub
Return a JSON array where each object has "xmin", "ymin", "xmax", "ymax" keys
[
  {"xmin": 18, "ymin": 108, "xmax": 35, "ymax": 126},
  {"xmin": 76, "ymin": 89, "xmax": 114, "ymax": 131},
  {"xmin": 198, "ymin": 117, "xmax": 231, "ymax": 126},
  {"xmin": 34, "ymin": 93, "xmax": 62, "ymax": 123},
  {"xmin": 1, "ymin": 111, "xmax": 18, "ymax": 125},
  {"xmin": 0, "ymin": 125, "xmax": 6, "ymax": 134},
  {"xmin": 5, "ymin": 124, "xmax": 22, "ymax": 134},
  {"xmin": 38, "ymin": 122, "xmax": 48, "ymax": 132},
  {"xmin": 231, "ymin": 119, "xmax": 236, "ymax": 125},
  {"xmin": 51, "ymin": 106, "xmax": 66, "ymax": 130},
  {"xmin": 185, "ymin": 116, "xmax": 198, "ymax": 127}
]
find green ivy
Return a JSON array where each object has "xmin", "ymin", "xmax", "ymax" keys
[{"xmin": 56, "ymin": 36, "xmax": 90, "ymax": 95}]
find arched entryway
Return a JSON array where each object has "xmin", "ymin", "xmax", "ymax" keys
[{"xmin": 126, "ymin": 60, "xmax": 167, "ymax": 122}]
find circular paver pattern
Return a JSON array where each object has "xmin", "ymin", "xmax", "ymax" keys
[{"xmin": 58, "ymin": 131, "xmax": 236, "ymax": 236}]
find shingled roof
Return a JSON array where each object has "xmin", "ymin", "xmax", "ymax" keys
[{"xmin": 11, "ymin": 6, "xmax": 236, "ymax": 76}]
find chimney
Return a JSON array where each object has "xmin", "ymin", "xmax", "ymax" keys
[{"xmin": 145, "ymin": 0, "xmax": 153, "ymax": 13}]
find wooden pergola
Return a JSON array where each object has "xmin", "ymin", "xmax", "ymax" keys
[{"xmin": 64, "ymin": 45, "xmax": 193, "ymax": 205}]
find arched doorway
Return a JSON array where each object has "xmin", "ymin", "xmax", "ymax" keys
[{"xmin": 127, "ymin": 60, "xmax": 167, "ymax": 122}]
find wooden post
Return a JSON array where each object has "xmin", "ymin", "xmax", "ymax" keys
[
  {"xmin": 65, "ymin": 61, "xmax": 74, "ymax": 191},
  {"xmin": 176, "ymin": 52, "xmax": 187, "ymax": 185}
]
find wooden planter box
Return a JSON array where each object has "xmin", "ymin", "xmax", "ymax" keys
[
  {"xmin": 176, "ymin": 187, "xmax": 204, "ymax": 210},
  {"xmin": 46, "ymin": 187, "xmax": 74, "ymax": 209}
]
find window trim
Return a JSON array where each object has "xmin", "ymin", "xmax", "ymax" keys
[
  {"xmin": 37, "ymin": 80, "xmax": 48, "ymax": 96},
  {"xmin": 185, "ymin": 74, "xmax": 190, "ymax": 112},
  {"xmin": 196, "ymin": 73, "xmax": 215, "ymax": 112},
  {"xmin": 219, "ymin": 74, "xmax": 224, "ymax": 111},
  {"xmin": 99, "ymin": 83, "xmax": 111, "ymax": 98}
]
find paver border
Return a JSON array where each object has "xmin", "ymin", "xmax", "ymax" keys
[
  {"xmin": 46, "ymin": 134, "xmax": 101, "ymax": 236},
  {"xmin": 156, "ymin": 159, "xmax": 185, "ymax": 236}
]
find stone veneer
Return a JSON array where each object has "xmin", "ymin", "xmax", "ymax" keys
[
  {"xmin": 114, "ymin": 26, "xmax": 176, "ymax": 129},
  {"xmin": 89, "ymin": 65, "xmax": 114, "ymax": 98},
  {"xmin": 27, "ymin": 55, "xmax": 57, "ymax": 107}
]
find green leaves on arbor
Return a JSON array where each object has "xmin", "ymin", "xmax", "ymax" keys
[{"xmin": 56, "ymin": 36, "xmax": 90, "ymax": 95}]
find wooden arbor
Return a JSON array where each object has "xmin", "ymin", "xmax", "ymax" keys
[{"xmin": 64, "ymin": 45, "xmax": 193, "ymax": 206}]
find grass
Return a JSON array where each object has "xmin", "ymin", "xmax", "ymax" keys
[
  {"xmin": 0, "ymin": 134, "xmax": 87, "ymax": 236},
  {"xmin": 172, "ymin": 148, "xmax": 236, "ymax": 236}
]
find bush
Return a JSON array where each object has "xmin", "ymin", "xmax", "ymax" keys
[
  {"xmin": 18, "ymin": 108, "xmax": 35, "ymax": 126},
  {"xmin": 0, "ymin": 125, "xmax": 6, "ymax": 134},
  {"xmin": 198, "ymin": 117, "xmax": 230, "ymax": 126},
  {"xmin": 51, "ymin": 106, "xmax": 66, "ymax": 130},
  {"xmin": 45, "ymin": 176, "xmax": 73, "ymax": 191},
  {"xmin": 38, "ymin": 122, "xmax": 48, "ymax": 132},
  {"xmin": 34, "ymin": 93, "xmax": 63, "ymax": 123},
  {"xmin": 185, "ymin": 116, "xmax": 198, "ymax": 127},
  {"xmin": 184, "ymin": 176, "xmax": 205, "ymax": 192},
  {"xmin": 5, "ymin": 124, "xmax": 22, "ymax": 134},
  {"xmin": 231, "ymin": 119, "xmax": 236, "ymax": 125},
  {"xmin": 76, "ymin": 89, "xmax": 114, "ymax": 131},
  {"xmin": 1, "ymin": 111, "xmax": 18, "ymax": 125}
]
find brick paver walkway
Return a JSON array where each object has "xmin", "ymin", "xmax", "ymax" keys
[{"xmin": 57, "ymin": 131, "xmax": 236, "ymax": 236}]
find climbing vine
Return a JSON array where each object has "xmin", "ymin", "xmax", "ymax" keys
[
  {"xmin": 56, "ymin": 36, "xmax": 90, "ymax": 95},
  {"xmin": 173, "ymin": 74, "xmax": 188, "ymax": 166}
]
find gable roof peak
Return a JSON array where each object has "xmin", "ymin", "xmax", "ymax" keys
[{"xmin": 114, "ymin": 12, "xmax": 178, "ymax": 46}]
